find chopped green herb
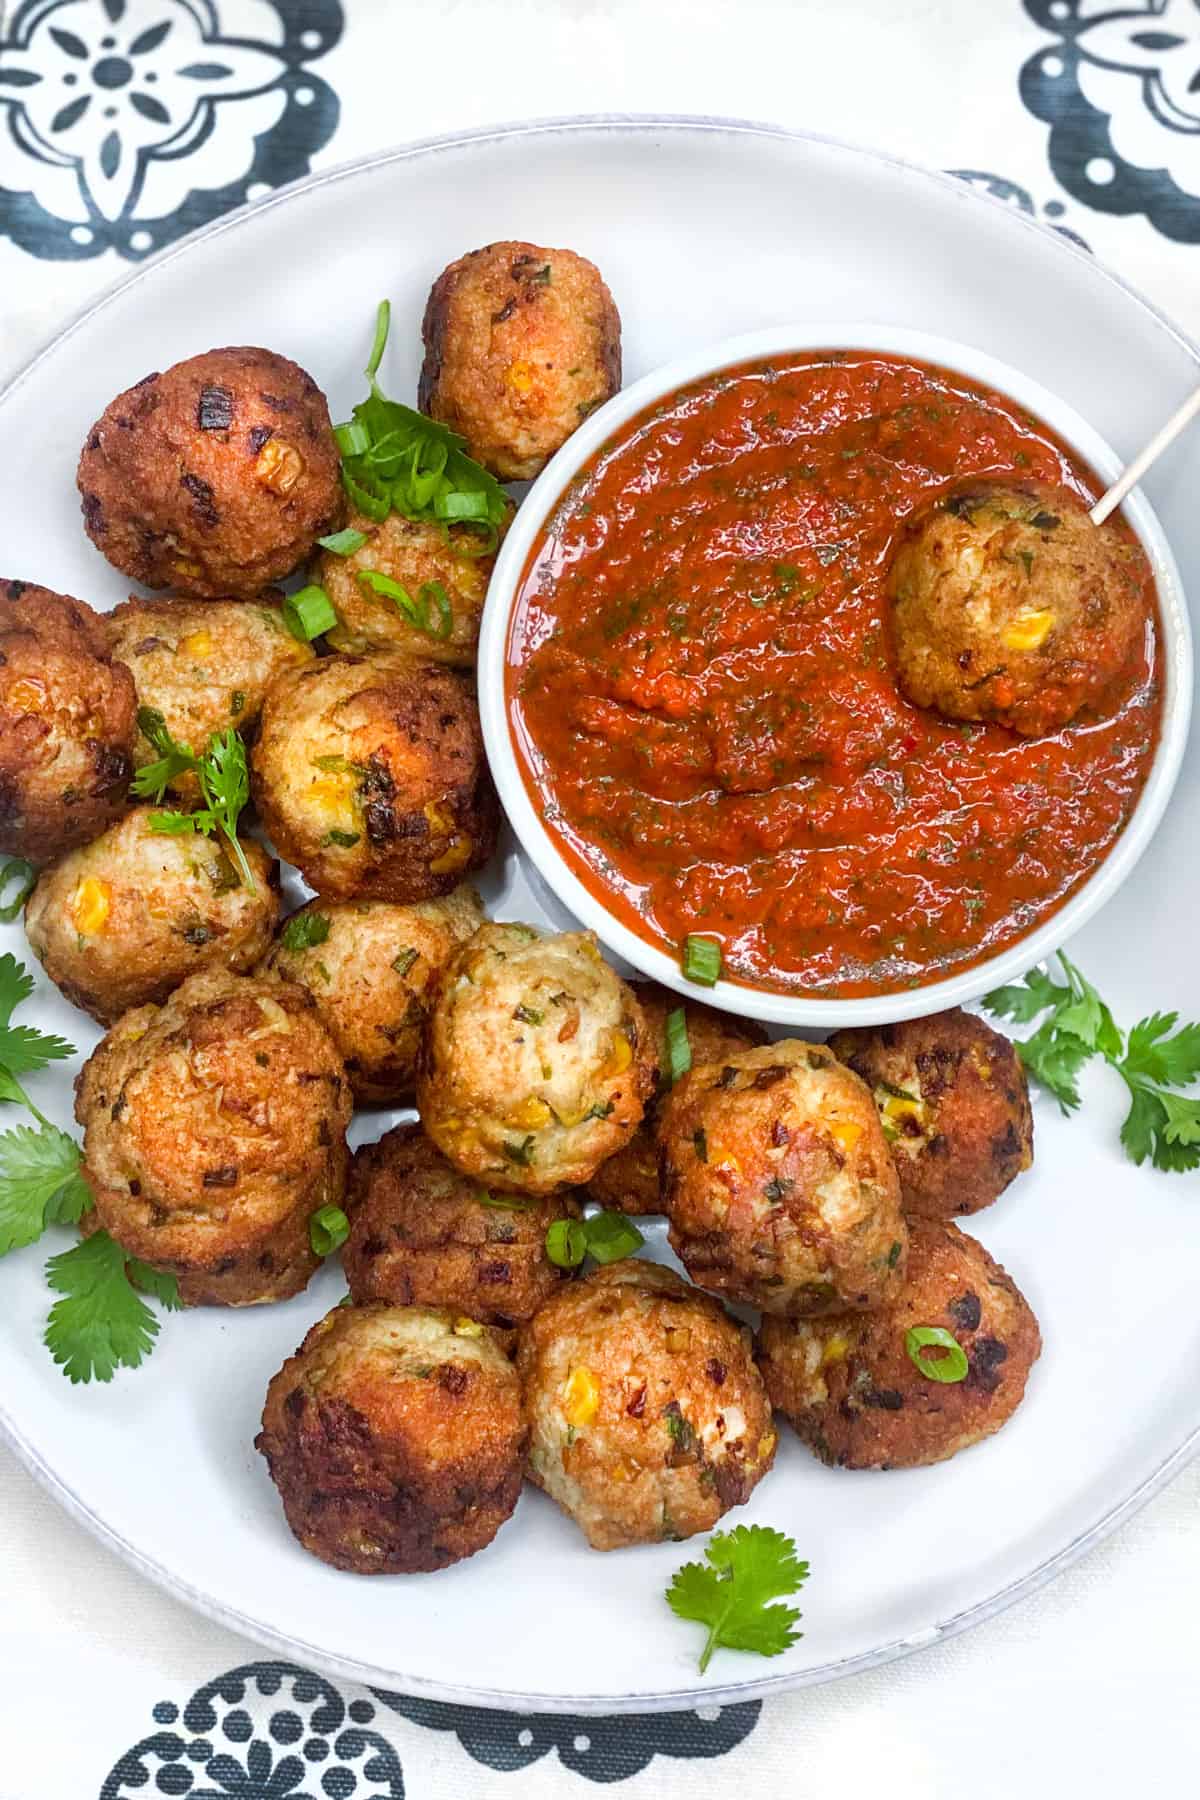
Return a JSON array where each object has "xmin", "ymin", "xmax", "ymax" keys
[
  {"xmin": 514, "ymin": 1004, "xmax": 544, "ymax": 1026},
  {"xmin": 356, "ymin": 569, "xmax": 454, "ymax": 640},
  {"xmin": 476, "ymin": 1189, "xmax": 537, "ymax": 1211},
  {"xmin": 503, "ymin": 1134, "xmax": 536, "ymax": 1167},
  {"xmin": 664, "ymin": 1007, "xmax": 692, "ymax": 1086},
  {"xmin": 280, "ymin": 911, "xmax": 330, "ymax": 953},
  {"xmin": 391, "ymin": 947, "xmax": 419, "ymax": 977},
  {"xmin": 229, "ymin": 690, "xmax": 247, "ymax": 717},
  {"xmin": 321, "ymin": 829, "xmax": 360, "ymax": 849},
  {"xmin": 133, "ymin": 723, "xmax": 256, "ymax": 893},
  {"xmin": 693, "ymin": 1127, "xmax": 708, "ymax": 1162}
]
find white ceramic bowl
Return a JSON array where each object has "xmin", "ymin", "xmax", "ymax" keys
[{"xmin": 480, "ymin": 322, "xmax": 1193, "ymax": 1028}]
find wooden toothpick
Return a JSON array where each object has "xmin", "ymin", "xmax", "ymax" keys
[{"xmin": 1090, "ymin": 382, "xmax": 1200, "ymax": 527}]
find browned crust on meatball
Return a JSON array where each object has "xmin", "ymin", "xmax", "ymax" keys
[
  {"xmin": 518, "ymin": 1260, "xmax": 776, "ymax": 1550},
  {"xmin": 0, "ymin": 581, "xmax": 136, "ymax": 863},
  {"xmin": 658, "ymin": 1039, "xmax": 907, "ymax": 1316},
  {"xmin": 77, "ymin": 347, "xmax": 343, "ymax": 598},
  {"xmin": 829, "ymin": 1009, "xmax": 1033, "ymax": 1220},
  {"xmin": 251, "ymin": 655, "xmax": 498, "ymax": 903},
  {"xmin": 256, "ymin": 1302, "xmax": 526, "ymax": 1573},
  {"xmin": 419, "ymin": 241, "xmax": 621, "ymax": 480},
  {"xmin": 586, "ymin": 983, "xmax": 769, "ymax": 1215},
  {"xmin": 344, "ymin": 1123, "xmax": 579, "ymax": 1330},
  {"xmin": 75, "ymin": 968, "xmax": 350, "ymax": 1306},
  {"xmin": 889, "ymin": 480, "xmax": 1150, "ymax": 736},
  {"xmin": 757, "ymin": 1218, "xmax": 1041, "ymax": 1469}
]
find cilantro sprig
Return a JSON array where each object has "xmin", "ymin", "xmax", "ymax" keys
[
  {"xmin": 132, "ymin": 709, "xmax": 256, "ymax": 893},
  {"xmin": 985, "ymin": 952, "xmax": 1200, "ymax": 1172},
  {"xmin": 44, "ymin": 1230, "xmax": 181, "ymax": 1383},
  {"xmin": 335, "ymin": 300, "xmax": 509, "ymax": 554},
  {"xmin": 666, "ymin": 1525, "xmax": 809, "ymax": 1673}
]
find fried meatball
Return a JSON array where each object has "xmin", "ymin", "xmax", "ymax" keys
[
  {"xmin": 658, "ymin": 1038, "xmax": 907, "ymax": 1317},
  {"xmin": 518, "ymin": 1261, "xmax": 775, "ymax": 1550},
  {"xmin": 0, "ymin": 581, "xmax": 136, "ymax": 863},
  {"xmin": 259, "ymin": 885, "xmax": 484, "ymax": 1103},
  {"xmin": 344, "ymin": 1123, "xmax": 579, "ymax": 1330},
  {"xmin": 25, "ymin": 808, "xmax": 279, "ymax": 1025},
  {"xmin": 76, "ymin": 967, "xmax": 350, "ymax": 1306},
  {"xmin": 109, "ymin": 595, "xmax": 313, "ymax": 798},
  {"xmin": 77, "ymin": 347, "xmax": 343, "ymax": 598},
  {"xmin": 419, "ymin": 241, "xmax": 621, "ymax": 480},
  {"xmin": 319, "ymin": 509, "xmax": 507, "ymax": 665},
  {"xmin": 889, "ymin": 481, "xmax": 1148, "ymax": 736},
  {"xmin": 757, "ymin": 1218, "xmax": 1041, "ymax": 1469},
  {"xmin": 586, "ymin": 983, "xmax": 769, "ymax": 1215},
  {"xmin": 418, "ymin": 922, "xmax": 654, "ymax": 1196},
  {"xmin": 257, "ymin": 1301, "xmax": 526, "ymax": 1573},
  {"xmin": 829, "ymin": 1009, "xmax": 1033, "ymax": 1220},
  {"xmin": 251, "ymin": 653, "xmax": 497, "ymax": 903}
]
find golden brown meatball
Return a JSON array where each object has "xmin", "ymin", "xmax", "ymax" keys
[
  {"xmin": 344, "ymin": 1123, "xmax": 579, "ymax": 1330},
  {"xmin": 25, "ymin": 808, "xmax": 279, "ymax": 1025},
  {"xmin": 75, "ymin": 967, "xmax": 350, "ymax": 1306},
  {"xmin": 829, "ymin": 1010, "xmax": 1033, "ymax": 1220},
  {"xmin": 77, "ymin": 347, "xmax": 343, "ymax": 598},
  {"xmin": 518, "ymin": 1261, "xmax": 775, "ymax": 1550},
  {"xmin": 251, "ymin": 654, "xmax": 497, "ymax": 903},
  {"xmin": 109, "ymin": 595, "xmax": 313, "ymax": 798},
  {"xmin": 889, "ymin": 481, "xmax": 1149, "ymax": 736},
  {"xmin": 419, "ymin": 241, "xmax": 621, "ymax": 480},
  {"xmin": 757, "ymin": 1218, "xmax": 1041, "ymax": 1469},
  {"xmin": 587, "ymin": 983, "xmax": 769, "ymax": 1215},
  {"xmin": 319, "ymin": 509, "xmax": 506, "ymax": 665},
  {"xmin": 418, "ymin": 922, "xmax": 654, "ymax": 1196},
  {"xmin": 658, "ymin": 1039, "xmax": 907, "ymax": 1317},
  {"xmin": 0, "ymin": 581, "xmax": 136, "ymax": 863},
  {"xmin": 259, "ymin": 885, "xmax": 484, "ymax": 1103},
  {"xmin": 256, "ymin": 1301, "xmax": 526, "ymax": 1573}
]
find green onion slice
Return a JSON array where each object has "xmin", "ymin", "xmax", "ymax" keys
[
  {"xmin": 317, "ymin": 527, "xmax": 369, "ymax": 556},
  {"xmin": 309, "ymin": 1204, "xmax": 350, "ymax": 1257},
  {"xmin": 283, "ymin": 584, "xmax": 337, "ymax": 642},
  {"xmin": 477, "ymin": 1189, "xmax": 537, "ymax": 1211},
  {"xmin": 545, "ymin": 1217, "xmax": 588, "ymax": 1269},
  {"xmin": 365, "ymin": 298, "xmax": 391, "ymax": 382},
  {"xmin": 682, "ymin": 934, "xmax": 722, "ymax": 987},
  {"xmin": 435, "ymin": 489, "xmax": 491, "ymax": 522},
  {"xmin": 356, "ymin": 569, "xmax": 454, "ymax": 641},
  {"xmin": 664, "ymin": 1007, "xmax": 692, "ymax": 1085},
  {"xmin": 334, "ymin": 419, "xmax": 370, "ymax": 458},
  {"xmin": 584, "ymin": 1211, "xmax": 645, "ymax": 1265},
  {"xmin": 0, "ymin": 857, "xmax": 37, "ymax": 923},
  {"xmin": 341, "ymin": 468, "xmax": 391, "ymax": 521},
  {"xmin": 905, "ymin": 1325, "xmax": 969, "ymax": 1384}
]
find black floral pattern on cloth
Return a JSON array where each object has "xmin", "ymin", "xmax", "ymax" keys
[
  {"xmin": 0, "ymin": 0, "xmax": 342, "ymax": 263},
  {"xmin": 372, "ymin": 1688, "xmax": 762, "ymax": 1786},
  {"xmin": 947, "ymin": 168, "xmax": 1093, "ymax": 250},
  {"xmin": 99, "ymin": 1664, "xmax": 404, "ymax": 1800},
  {"xmin": 1022, "ymin": 0, "xmax": 1200, "ymax": 242}
]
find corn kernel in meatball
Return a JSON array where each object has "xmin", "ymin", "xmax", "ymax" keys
[
  {"xmin": 344, "ymin": 1123, "xmax": 579, "ymax": 1329},
  {"xmin": 889, "ymin": 482, "xmax": 1149, "ymax": 736},
  {"xmin": 419, "ymin": 241, "xmax": 621, "ymax": 480},
  {"xmin": 257, "ymin": 1301, "xmax": 526, "ymax": 1573},
  {"xmin": 109, "ymin": 595, "xmax": 313, "ymax": 799},
  {"xmin": 320, "ymin": 509, "xmax": 507, "ymax": 666},
  {"xmin": 251, "ymin": 653, "xmax": 497, "ymax": 903},
  {"xmin": 26, "ymin": 808, "xmax": 279, "ymax": 1025},
  {"xmin": 418, "ymin": 922, "xmax": 654, "ymax": 1196},
  {"xmin": 519, "ymin": 1260, "xmax": 775, "ymax": 1550},
  {"xmin": 0, "ymin": 581, "xmax": 136, "ymax": 863},
  {"xmin": 658, "ymin": 1038, "xmax": 907, "ymax": 1317},
  {"xmin": 829, "ymin": 1009, "xmax": 1033, "ymax": 1220},
  {"xmin": 586, "ymin": 982, "xmax": 768, "ymax": 1215},
  {"xmin": 260, "ymin": 886, "xmax": 484, "ymax": 1103},
  {"xmin": 757, "ymin": 1218, "xmax": 1041, "ymax": 1469},
  {"xmin": 75, "ymin": 967, "xmax": 350, "ymax": 1306},
  {"xmin": 77, "ymin": 347, "xmax": 343, "ymax": 598}
]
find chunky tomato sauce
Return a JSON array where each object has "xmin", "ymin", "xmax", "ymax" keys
[{"xmin": 507, "ymin": 354, "xmax": 1161, "ymax": 998}]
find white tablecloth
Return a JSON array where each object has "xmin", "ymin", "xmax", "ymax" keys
[{"xmin": 2, "ymin": 2, "xmax": 1199, "ymax": 1794}]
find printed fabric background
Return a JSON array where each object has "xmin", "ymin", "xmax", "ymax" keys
[{"xmin": 2, "ymin": 3, "xmax": 1199, "ymax": 1797}]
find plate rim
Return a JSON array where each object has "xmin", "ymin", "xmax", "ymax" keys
[{"xmin": 2, "ymin": 109, "xmax": 1199, "ymax": 1716}]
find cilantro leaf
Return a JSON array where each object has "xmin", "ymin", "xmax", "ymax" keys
[
  {"xmin": 666, "ymin": 1524, "xmax": 808, "ymax": 1672},
  {"xmin": 0, "ymin": 951, "xmax": 35, "ymax": 1025},
  {"xmin": 44, "ymin": 1231, "xmax": 176, "ymax": 1383},
  {"xmin": 127, "ymin": 1257, "xmax": 185, "ymax": 1309},
  {"xmin": 1014, "ymin": 1016, "xmax": 1092, "ymax": 1113},
  {"xmin": 0, "ymin": 1122, "xmax": 92, "ymax": 1255},
  {"xmin": 983, "ymin": 967, "xmax": 1069, "ymax": 1025},
  {"xmin": 1124, "ymin": 1013, "xmax": 1200, "ymax": 1089},
  {"xmin": 141, "ymin": 723, "xmax": 256, "ymax": 893},
  {"xmin": 0, "ymin": 1022, "xmax": 75, "ymax": 1077}
]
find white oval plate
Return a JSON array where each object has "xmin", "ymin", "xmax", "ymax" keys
[{"xmin": 0, "ymin": 116, "xmax": 1198, "ymax": 1716}]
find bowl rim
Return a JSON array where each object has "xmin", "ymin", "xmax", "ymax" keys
[{"xmin": 478, "ymin": 321, "xmax": 1193, "ymax": 1026}]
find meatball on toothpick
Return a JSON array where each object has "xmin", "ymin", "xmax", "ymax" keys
[
  {"xmin": 658, "ymin": 1039, "xmax": 908, "ymax": 1317},
  {"xmin": 417, "ymin": 922, "xmax": 655, "ymax": 1196},
  {"xmin": 77, "ymin": 347, "xmax": 343, "ymax": 598},
  {"xmin": 76, "ymin": 968, "xmax": 350, "ymax": 1306},
  {"xmin": 757, "ymin": 1218, "xmax": 1041, "ymax": 1470},
  {"xmin": 518, "ymin": 1261, "xmax": 776, "ymax": 1551}
]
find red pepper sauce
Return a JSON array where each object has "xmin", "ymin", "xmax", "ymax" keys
[{"xmin": 506, "ymin": 354, "xmax": 1162, "ymax": 998}]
